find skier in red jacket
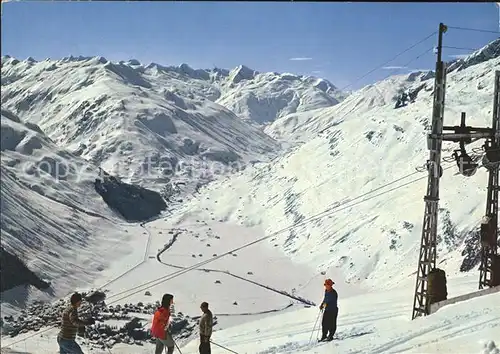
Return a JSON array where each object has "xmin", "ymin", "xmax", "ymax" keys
[{"xmin": 151, "ymin": 293, "xmax": 175, "ymax": 354}]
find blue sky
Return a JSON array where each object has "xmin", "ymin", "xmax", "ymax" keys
[{"xmin": 1, "ymin": 2, "xmax": 498, "ymax": 90}]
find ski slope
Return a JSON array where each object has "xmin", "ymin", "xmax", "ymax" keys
[
  {"xmin": 181, "ymin": 275, "xmax": 499, "ymax": 354},
  {"xmin": 2, "ymin": 275, "xmax": 498, "ymax": 353}
]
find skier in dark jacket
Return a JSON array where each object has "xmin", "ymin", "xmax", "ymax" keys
[{"xmin": 319, "ymin": 279, "xmax": 338, "ymax": 341}]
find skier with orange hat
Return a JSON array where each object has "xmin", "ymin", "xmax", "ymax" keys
[{"xmin": 319, "ymin": 278, "xmax": 338, "ymax": 342}]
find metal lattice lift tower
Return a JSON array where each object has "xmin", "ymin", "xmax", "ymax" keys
[
  {"xmin": 479, "ymin": 71, "xmax": 500, "ymax": 289},
  {"xmin": 411, "ymin": 23, "xmax": 448, "ymax": 320},
  {"xmin": 412, "ymin": 23, "xmax": 500, "ymax": 320}
]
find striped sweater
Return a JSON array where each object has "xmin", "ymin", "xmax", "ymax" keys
[{"xmin": 58, "ymin": 305, "xmax": 86, "ymax": 340}]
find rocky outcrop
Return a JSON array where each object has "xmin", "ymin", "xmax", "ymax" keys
[
  {"xmin": 460, "ymin": 227, "xmax": 500, "ymax": 272},
  {"xmin": 0, "ymin": 247, "xmax": 50, "ymax": 293},
  {"xmin": 2, "ymin": 292, "xmax": 200, "ymax": 350},
  {"xmin": 94, "ymin": 171, "xmax": 167, "ymax": 222}
]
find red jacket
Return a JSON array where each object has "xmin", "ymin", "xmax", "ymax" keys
[{"xmin": 151, "ymin": 307, "xmax": 170, "ymax": 339}]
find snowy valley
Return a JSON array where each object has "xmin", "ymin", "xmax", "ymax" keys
[{"xmin": 1, "ymin": 38, "xmax": 500, "ymax": 354}]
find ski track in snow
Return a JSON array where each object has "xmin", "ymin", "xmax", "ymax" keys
[
  {"xmin": 97, "ymin": 216, "xmax": 330, "ymax": 322},
  {"xmin": 153, "ymin": 224, "xmax": 316, "ymax": 307},
  {"xmin": 95, "ymin": 223, "xmax": 153, "ymax": 290}
]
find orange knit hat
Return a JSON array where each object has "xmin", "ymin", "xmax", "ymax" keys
[{"xmin": 324, "ymin": 279, "xmax": 334, "ymax": 286}]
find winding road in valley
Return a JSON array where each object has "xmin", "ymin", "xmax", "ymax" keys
[
  {"xmin": 152, "ymin": 225, "xmax": 316, "ymax": 307},
  {"xmin": 99, "ymin": 214, "xmax": 316, "ymax": 318}
]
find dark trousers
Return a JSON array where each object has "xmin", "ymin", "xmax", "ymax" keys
[
  {"xmin": 321, "ymin": 307, "xmax": 338, "ymax": 339},
  {"xmin": 199, "ymin": 341, "xmax": 211, "ymax": 354},
  {"xmin": 57, "ymin": 335, "xmax": 84, "ymax": 354}
]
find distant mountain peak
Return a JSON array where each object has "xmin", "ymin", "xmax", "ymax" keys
[
  {"xmin": 127, "ymin": 59, "xmax": 141, "ymax": 66},
  {"xmin": 228, "ymin": 65, "xmax": 258, "ymax": 84},
  {"xmin": 447, "ymin": 38, "xmax": 500, "ymax": 73}
]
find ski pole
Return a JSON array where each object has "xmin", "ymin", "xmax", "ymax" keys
[
  {"xmin": 169, "ymin": 333, "xmax": 183, "ymax": 354},
  {"xmin": 172, "ymin": 339, "xmax": 183, "ymax": 354},
  {"xmin": 308, "ymin": 312, "xmax": 318, "ymax": 344},
  {"xmin": 210, "ymin": 340, "xmax": 239, "ymax": 354},
  {"xmin": 316, "ymin": 321, "xmax": 321, "ymax": 341},
  {"xmin": 309, "ymin": 309, "xmax": 322, "ymax": 344}
]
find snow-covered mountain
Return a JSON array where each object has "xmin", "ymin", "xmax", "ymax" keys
[
  {"xmin": 0, "ymin": 57, "xmax": 346, "ymax": 195},
  {"xmin": 0, "ymin": 56, "xmax": 346, "ymax": 311},
  {"xmin": 216, "ymin": 65, "xmax": 346, "ymax": 124},
  {"xmin": 1, "ymin": 38, "xmax": 499, "ymax": 354},
  {"xmin": 267, "ymin": 38, "xmax": 500, "ymax": 143},
  {"xmin": 173, "ymin": 41, "xmax": 500, "ymax": 289},
  {"xmin": 447, "ymin": 38, "xmax": 500, "ymax": 73},
  {"xmin": 0, "ymin": 57, "xmax": 275, "ymax": 193}
]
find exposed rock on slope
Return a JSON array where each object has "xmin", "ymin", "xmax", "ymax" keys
[
  {"xmin": 0, "ymin": 110, "xmax": 155, "ymax": 302},
  {"xmin": 2, "ymin": 295, "xmax": 198, "ymax": 349},
  {"xmin": 0, "ymin": 247, "xmax": 50, "ymax": 293},
  {"xmin": 94, "ymin": 172, "xmax": 167, "ymax": 222}
]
